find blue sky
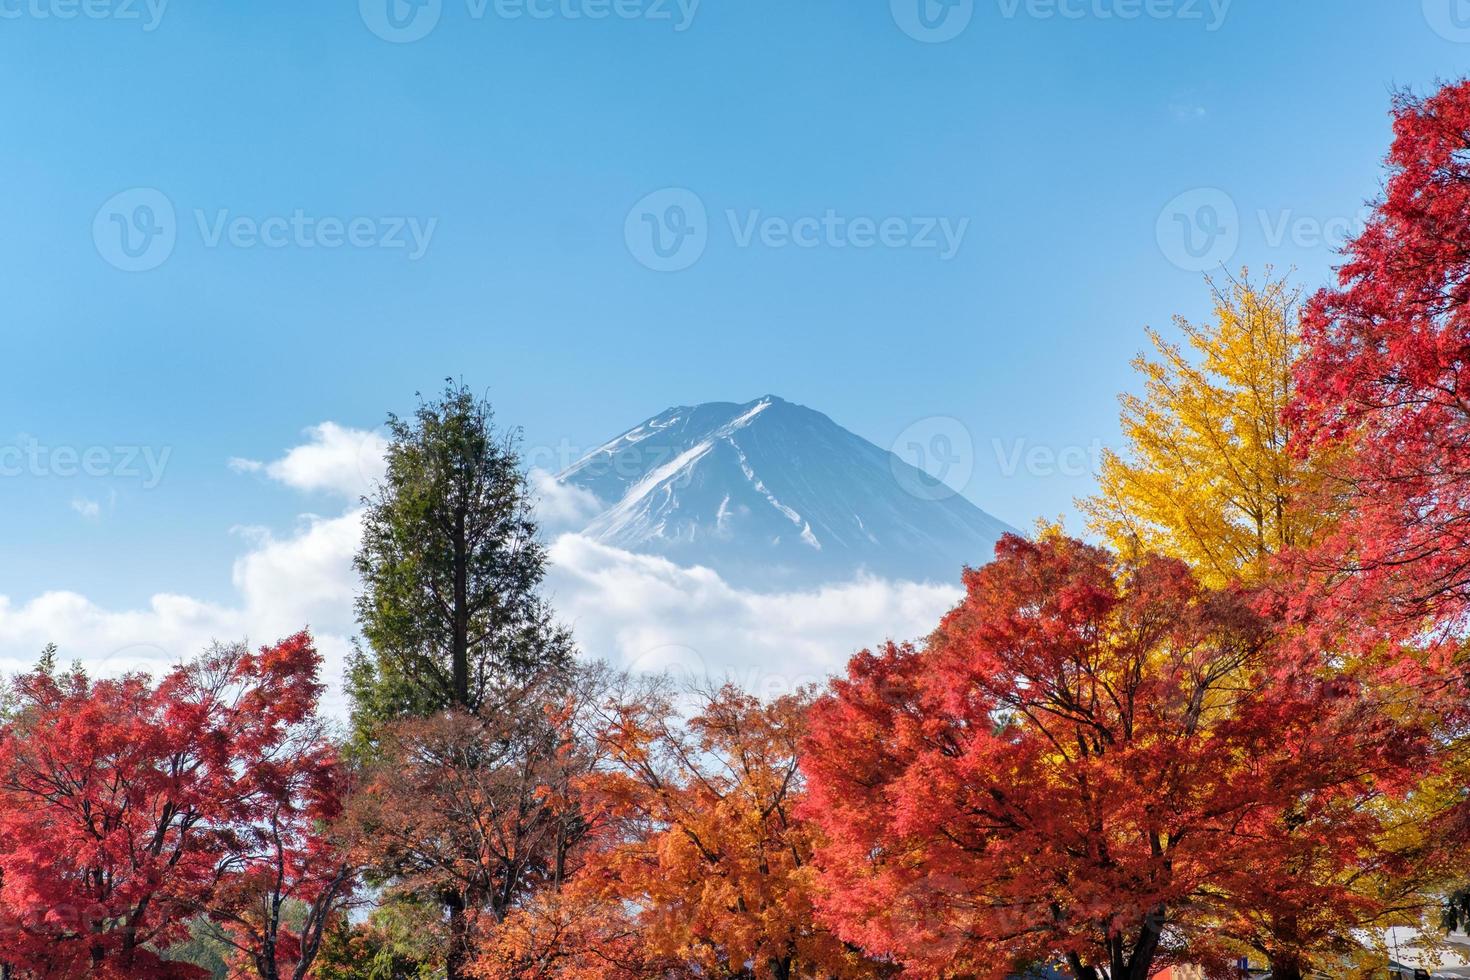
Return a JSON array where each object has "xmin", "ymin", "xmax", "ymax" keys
[{"xmin": 0, "ymin": 0, "xmax": 1465, "ymax": 625}]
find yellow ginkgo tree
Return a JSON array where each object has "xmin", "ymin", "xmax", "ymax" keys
[
  {"xmin": 1081, "ymin": 271, "xmax": 1333, "ymax": 588},
  {"xmin": 1081, "ymin": 271, "xmax": 1468, "ymax": 976}
]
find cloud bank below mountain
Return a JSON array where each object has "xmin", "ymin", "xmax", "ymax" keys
[{"xmin": 0, "ymin": 424, "xmax": 964, "ymax": 714}]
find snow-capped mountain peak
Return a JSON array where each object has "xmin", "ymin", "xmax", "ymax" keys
[{"xmin": 555, "ymin": 396, "xmax": 1014, "ymax": 589}]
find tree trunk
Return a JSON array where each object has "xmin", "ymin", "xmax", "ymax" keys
[
  {"xmin": 1067, "ymin": 951, "xmax": 1101, "ymax": 980},
  {"xmin": 446, "ymin": 890, "xmax": 471, "ymax": 980},
  {"xmin": 1269, "ymin": 909, "xmax": 1305, "ymax": 980},
  {"xmin": 1125, "ymin": 908, "xmax": 1165, "ymax": 980},
  {"xmin": 452, "ymin": 509, "xmax": 470, "ymax": 708},
  {"xmin": 1268, "ymin": 953, "xmax": 1305, "ymax": 980}
]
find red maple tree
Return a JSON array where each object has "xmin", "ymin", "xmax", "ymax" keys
[
  {"xmin": 0, "ymin": 632, "xmax": 348, "ymax": 980},
  {"xmin": 1292, "ymin": 78, "xmax": 1470, "ymax": 632},
  {"xmin": 800, "ymin": 534, "xmax": 1427, "ymax": 980},
  {"xmin": 1287, "ymin": 76, "xmax": 1470, "ymax": 968}
]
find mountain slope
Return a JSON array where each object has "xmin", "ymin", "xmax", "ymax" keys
[{"xmin": 555, "ymin": 396, "xmax": 1015, "ymax": 589}]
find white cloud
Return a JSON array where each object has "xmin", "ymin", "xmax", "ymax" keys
[
  {"xmin": 0, "ymin": 591, "xmax": 242, "ymax": 675},
  {"xmin": 71, "ymin": 497, "xmax": 101, "ymax": 520},
  {"xmin": 1, "ymin": 424, "xmax": 964, "ymax": 718},
  {"xmin": 529, "ymin": 468, "xmax": 604, "ymax": 534},
  {"xmin": 545, "ymin": 534, "xmax": 960, "ymax": 699},
  {"xmin": 229, "ymin": 510, "xmax": 363, "ymax": 639},
  {"xmin": 2, "ymin": 424, "xmax": 377, "ymax": 707},
  {"xmin": 0, "ymin": 506, "xmax": 365, "ymax": 716},
  {"xmin": 232, "ymin": 423, "xmax": 388, "ymax": 500}
]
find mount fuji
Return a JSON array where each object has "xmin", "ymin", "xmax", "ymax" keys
[{"xmin": 553, "ymin": 396, "xmax": 1016, "ymax": 590}]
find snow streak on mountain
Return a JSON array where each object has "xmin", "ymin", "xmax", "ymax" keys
[{"xmin": 555, "ymin": 396, "xmax": 1016, "ymax": 590}]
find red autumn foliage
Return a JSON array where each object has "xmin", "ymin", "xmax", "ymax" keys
[
  {"xmin": 801, "ymin": 534, "xmax": 1435, "ymax": 980},
  {"xmin": 1209, "ymin": 606, "xmax": 1460, "ymax": 978},
  {"xmin": 1292, "ymin": 78, "xmax": 1470, "ymax": 631},
  {"xmin": 0, "ymin": 632, "xmax": 349, "ymax": 980}
]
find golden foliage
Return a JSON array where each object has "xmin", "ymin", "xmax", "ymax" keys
[{"xmin": 1082, "ymin": 272, "xmax": 1331, "ymax": 587}]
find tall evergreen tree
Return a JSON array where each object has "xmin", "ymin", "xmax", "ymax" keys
[
  {"xmin": 348, "ymin": 380, "xmax": 572, "ymax": 745},
  {"xmin": 346, "ymin": 382, "xmax": 576, "ymax": 978}
]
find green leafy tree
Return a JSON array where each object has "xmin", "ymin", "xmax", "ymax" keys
[
  {"xmin": 312, "ymin": 901, "xmax": 444, "ymax": 980},
  {"xmin": 163, "ymin": 918, "xmax": 232, "ymax": 979},
  {"xmin": 1443, "ymin": 888, "xmax": 1470, "ymax": 934},
  {"xmin": 34, "ymin": 644, "xmax": 57, "ymax": 677},
  {"xmin": 348, "ymin": 380, "xmax": 572, "ymax": 746}
]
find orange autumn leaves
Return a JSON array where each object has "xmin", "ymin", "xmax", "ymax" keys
[{"xmin": 475, "ymin": 682, "xmax": 878, "ymax": 980}]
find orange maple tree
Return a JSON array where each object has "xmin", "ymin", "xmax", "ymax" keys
[
  {"xmin": 478, "ymin": 681, "xmax": 882, "ymax": 980},
  {"xmin": 471, "ymin": 889, "xmax": 679, "ymax": 980}
]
